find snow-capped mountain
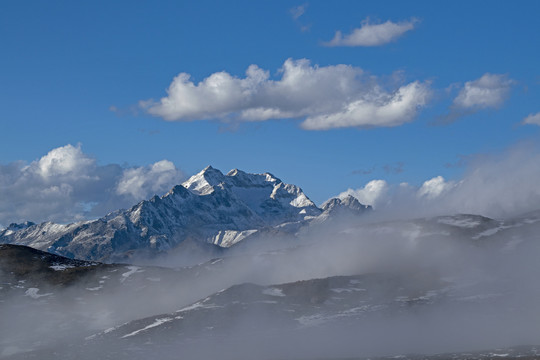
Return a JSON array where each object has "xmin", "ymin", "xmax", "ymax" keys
[{"xmin": 0, "ymin": 166, "xmax": 362, "ymax": 262}]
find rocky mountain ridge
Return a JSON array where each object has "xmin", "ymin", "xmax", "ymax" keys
[{"xmin": 0, "ymin": 166, "xmax": 369, "ymax": 262}]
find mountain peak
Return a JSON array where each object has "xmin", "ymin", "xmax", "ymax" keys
[
  {"xmin": 1, "ymin": 221, "xmax": 36, "ymax": 236},
  {"xmin": 321, "ymin": 195, "xmax": 372, "ymax": 214},
  {"xmin": 226, "ymin": 168, "xmax": 281, "ymax": 187},
  {"xmin": 182, "ymin": 166, "xmax": 226, "ymax": 195},
  {"xmin": 199, "ymin": 165, "xmax": 224, "ymax": 178},
  {"xmin": 202, "ymin": 164, "xmax": 216, "ymax": 172},
  {"xmin": 182, "ymin": 166, "xmax": 320, "ymax": 224},
  {"xmin": 340, "ymin": 194, "xmax": 364, "ymax": 207}
]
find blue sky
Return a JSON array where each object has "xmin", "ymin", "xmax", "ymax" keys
[{"xmin": 1, "ymin": 1, "xmax": 539, "ymax": 224}]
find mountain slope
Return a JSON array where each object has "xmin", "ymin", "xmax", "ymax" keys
[
  {"xmin": 10, "ymin": 267, "xmax": 538, "ymax": 360},
  {"xmin": 3, "ymin": 210, "xmax": 540, "ymax": 359}
]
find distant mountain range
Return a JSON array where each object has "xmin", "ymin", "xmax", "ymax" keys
[{"xmin": 0, "ymin": 166, "xmax": 371, "ymax": 262}]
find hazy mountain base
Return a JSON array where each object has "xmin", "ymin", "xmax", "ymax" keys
[
  {"xmin": 3, "ymin": 211, "xmax": 540, "ymax": 359},
  {"xmin": 4, "ymin": 269, "xmax": 540, "ymax": 360}
]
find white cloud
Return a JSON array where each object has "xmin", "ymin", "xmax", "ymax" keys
[
  {"xmin": 36, "ymin": 144, "xmax": 95, "ymax": 179},
  {"xmin": 301, "ymin": 81, "xmax": 430, "ymax": 130},
  {"xmin": 0, "ymin": 145, "xmax": 183, "ymax": 225},
  {"xmin": 116, "ymin": 160, "xmax": 181, "ymax": 199},
  {"xmin": 522, "ymin": 112, "xmax": 540, "ymax": 126},
  {"xmin": 452, "ymin": 73, "xmax": 514, "ymax": 110},
  {"xmin": 436, "ymin": 73, "xmax": 515, "ymax": 124},
  {"xmin": 141, "ymin": 58, "xmax": 431, "ymax": 130},
  {"xmin": 324, "ymin": 18, "xmax": 417, "ymax": 47},
  {"xmin": 417, "ymin": 176, "xmax": 455, "ymax": 199}
]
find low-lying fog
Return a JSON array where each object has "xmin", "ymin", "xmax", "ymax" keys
[{"xmin": 3, "ymin": 210, "xmax": 540, "ymax": 359}]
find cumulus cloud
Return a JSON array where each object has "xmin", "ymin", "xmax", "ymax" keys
[
  {"xmin": 336, "ymin": 143, "xmax": 540, "ymax": 219},
  {"xmin": 140, "ymin": 58, "xmax": 431, "ymax": 130},
  {"xmin": 452, "ymin": 73, "xmax": 514, "ymax": 110},
  {"xmin": 36, "ymin": 144, "xmax": 96, "ymax": 179},
  {"xmin": 417, "ymin": 176, "xmax": 455, "ymax": 199},
  {"xmin": 324, "ymin": 18, "xmax": 417, "ymax": 47},
  {"xmin": 116, "ymin": 160, "xmax": 180, "ymax": 199},
  {"xmin": 436, "ymin": 73, "xmax": 515, "ymax": 124},
  {"xmin": 300, "ymin": 81, "xmax": 430, "ymax": 130},
  {"xmin": 522, "ymin": 112, "xmax": 540, "ymax": 126},
  {"xmin": 0, "ymin": 145, "xmax": 183, "ymax": 226}
]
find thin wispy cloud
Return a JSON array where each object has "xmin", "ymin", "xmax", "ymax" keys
[
  {"xmin": 289, "ymin": 3, "xmax": 311, "ymax": 32},
  {"xmin": 522, "ymin": 112, "xmax": 540, "ymax": 126},
  {"xmin": 324, "ymin": 18, "xmax": 418, "ymax": 47},
  {"xmin": 444, "ymin": 154, "xmax": 473, "ymax": 169},
  {"xmin": 383, "ymin": 162, "xmax": 404, "ymax": 174},
  {"xmin": 350, "ymin": 167, "xmax": 375, "ymax": 176},
  {"xmin": 289, "ymin": 3, "xmax": 307, "ymax": 20},
  {"xmin": 141, "ymin": 58, "xmax": 431, "ymax": 130}
]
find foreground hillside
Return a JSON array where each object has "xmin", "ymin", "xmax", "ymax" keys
[{"xmin": 2, "ymin": 209, "xmax": 540, "ymax": 359}]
